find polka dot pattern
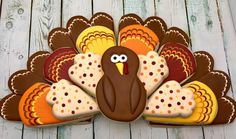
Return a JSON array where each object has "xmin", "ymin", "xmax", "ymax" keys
[
  {"xmin": 144, "ymin": 80, "xmax": 196, "ymax": 117},
  {"xmin": 138, "ymin": 51, "xmax": 169, "ymax": 96},
  {"xmin": 68, "ymin": 52, "xmax": 103, "ymax": 97},
  {"xmin": 46, "ymin": 79, "xmax": 99, "ymax": 120}
]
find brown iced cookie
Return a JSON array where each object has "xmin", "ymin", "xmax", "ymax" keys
[
  {"xmin": 48, "ymin": 12, "xmax": 114, "ymax": 51},
  {"xmin": 160, "ymin": 27, "xmax": 190, "ymax": 47},
  {"xmin": 96, "ymin": 47, "xmax": 146, "ymax": 122},
  {"xmin": 119, "ymin": 13, "xmax": 167, "ymax": 42},
  {"xmin": 8, "ymin": 51, "xmax": 50, "ymax": 95},
  {"xmin": 0, "ymin": 51, "xmax": 49, "ymax": 121},
  {"xmin": 184, "ymin": 51, "xmax": 214, "ymax": 84},
  {"xmin": 0, "ymin": 94, "xmax": 21, "ymax": 121}
]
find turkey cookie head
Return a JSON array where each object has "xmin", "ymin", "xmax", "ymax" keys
[
  {"xmin": 96, "ymin": 46, "xmax": 147, "ymax": 122},
  {"xmin": 101, "ymin": 46, "xmax": 139, "ymax": 77}
]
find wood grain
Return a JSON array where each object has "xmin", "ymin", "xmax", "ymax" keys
[{"xmin": 0, "ymin": 0, "xmax": 32, "ymax": 138}]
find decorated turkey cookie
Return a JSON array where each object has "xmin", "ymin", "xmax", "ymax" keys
[
  {"xmin": 96, "ymin": 47, "xmax": 147, "ymax": 122},
  {"xmin": 69, "ymin": 52, "xmax": 103, "ymax": 97},
  {"xmin": 144, "ymin": 81, "xmax": 196, "ymax": 118},
  {"xmin": 46, "ymin": 79, "xmax": 99, "ymax": 120},
  {"xmin": 138, "ymin": 51, "xmax": 169, "ymax": 96}
]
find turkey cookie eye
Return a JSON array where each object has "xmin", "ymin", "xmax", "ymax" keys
[
  {"xmin": 120, "ymin": 54, "xmax": 128, "ymax": 62},
  {"xmin": 111, "ymin": 54, "xmax": 120, "ymax": 63}
]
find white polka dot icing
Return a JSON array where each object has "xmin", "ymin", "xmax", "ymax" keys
[
  {"xmin": 144, "ymin": 80, "xmax": 196, "ymax": 117},
  {"xmin": 68, "ymin": 52, "xmax": 103, "ymax": 97},
  {"xmin": 46, "ymin": 79, "xmax": 99, "ymax": 120},
  {"xmin": 138, "ymin": 51, "xmax": 169, "ymax": 96}
]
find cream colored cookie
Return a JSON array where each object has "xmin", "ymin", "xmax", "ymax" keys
[
  {"xmin": 138, "ymin": 51, "xmax": 169, "ymax": 96},
  {"xmin": 46, "ymin": 79, "xmax": 99, "ymax": 120},
  {"xmin": 144, "ymin": 80, "xmax": 195, "ymax": 117},
  {"xmin": 68, "ymin": 52, "xmax": 103, "ymax": 97}
]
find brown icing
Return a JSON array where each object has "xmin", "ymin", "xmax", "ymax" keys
[
  {"xmin": 184, "ymin": 51, "xmax": 214, "ymax": 84},
  {"xmin": 0, "ymin": 94, "xmax": 21, "ymax": 121},
  {"xmin": 96, "ymin": 47, "xmax": 146, "ymax": 122},
  {"xmin": 160, "ymin": 27, "xmax": 190, "ymax": 47},
  {"xmin": 48, "ymin": 12, "xmax": 114, "ymax": 51}
]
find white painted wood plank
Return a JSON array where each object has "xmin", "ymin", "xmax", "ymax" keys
[
  {"xmin": 228, "ymin": 0, "xmax": 236, "ymax": 30},
  {"xmin": 206, "ymin": 0, "xmax": 236, "ymax": 138},
  {"xmin": 186, "ymin": 0, "xmax": 233, "ymax": 139},
  {"xmin": 58, "ymin": 1, "xmax": 93, "ymax": 139},
  {"xmin": 62, "ymin": 0, "xmax": 92, "ymax": 27},
  {"xmin": 0, "ymin": 0, "xmax": 32, "ymax": 138},
  {"xmin": 93, "ymin": 1, "xmax": 131, "ymax": 139},
  {"xmin": 123, "ymin": 1, "xmax": 168, "ymax": 139},
  {"xmin": 154, "ymin": 0, "xmax": 204, "ymax": 139},
  {"xmin": 22, "ymin": 1, "xmax": 61, "ymax": 139}
]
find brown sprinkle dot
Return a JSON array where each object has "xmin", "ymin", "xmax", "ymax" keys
[
  {"xmin": 161, "ymin": 99, "xmax": 164, "ymax": 102},
  {"xmin": 160, "ymin": 64, "xmax": 164, "ymax": 68},
  {"xmin": 62, "ymin": 103, "xmax": 65, "ymax": 107},
  {"xmin": 168, "ymin": 104, "xmax": 172, "ymax": 107},
  {"xmin": 182, "ymin": 96, "xmax": 186, "ymax": 100},
  {"xmin": 52, "ymin": 97, "xmax": 57, "ymax": 101},
  {"xmin": 98, "ymin": 65, "xmax": 101, "ymax": 68},
  {"xmin": 161, "ymin": 72, "xmax": 164, "ymax": 76},
  {"xmin": 90, "ymin": 74, "xmax": 93, "ymax": 77},
  {"xmin": 146, "ymin": 107, "xmax": 149, "ymax": 110},
  {"xmin": 71, "ymin": 111, "xmax": 75, "ymax": 114},
  {"xmin": 169, "ymin": 90, "xmax": 173, "ymax": 93},
  {"xmin": 79, "ymin": 64, "xmax": 82, "ymax": 67},
  {"xmin": 149, "ymin": 72, "xmax": 153, "ymax": 76},
  {"xmin": 89, "ymin": 62, "xmax": 92, "ymax": 65},
  {"xmin": 64, "ymin": 92, "xmax": 68, "ymax": 96},
  {"xmin": 93, "ymin": 84, "xmax": 96, "ymax": 87},
  {"xmin": 143, "ymin": 60, "xmax": 147, "ymax": 64},
  {"xmin": 81, "ymin": 81, "xmax": 85, "ymax": 84},
  {"xmin": 76, "ymin": 107, "xmax": 79, "ymax": 110},
  {"xmin": 83, "ymin": 73, "xmax": 86, "ymax": 77},
  {"xmin": 78, "ymin": 100, "xmax": 81, "ymax": 103},
  {"xmin": 53, "ymin": 86, "xmax": 56, "ymax": 89},
  {"xmin": 177, "ymin": 102, "xmax": 181, "ymax": 105},
  {"xmin": 159, "ymin": 90, "xmax": 163, "ymax": 94},
  {"xmin": 152, "ymin": 61, "xmax": 156, "ymax": 65},
  {"xmin": 156, "ymin": 105, "xmax": 160, "ymax": 109},
  {"xmin": 56, "ymin": 101, "xmax": 59, "ymax": 104},
  {"xmin": 89, "ymin": 106, "xmax": 93, "ymax": 110},
  {"xmin": 88, "ymin": 54, "xmax": 91, "ymax": 57},
  {"xmin": 70, "ymin": 71, "xmax": 74, "ymax": 74}
]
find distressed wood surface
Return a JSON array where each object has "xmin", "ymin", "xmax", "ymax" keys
[{"xmin": 0, "ymin": 0, "xmax": 236, "ymax": 139}]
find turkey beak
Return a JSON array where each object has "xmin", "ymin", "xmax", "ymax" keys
[{"xmin": 116, "ymin": 62, "xmax": 124, "ymax": 75}]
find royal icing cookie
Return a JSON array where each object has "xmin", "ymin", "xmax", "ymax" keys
[
  {"xmin": 138, "ymin": 51, "xmax": 169, "ymax": 96},
  {"xmin": 159, "ymin": 43, "xmax": 197, "ymax": 84},
  {"xmin": 46, "ymin": 80, "xmax": 99, "ymax": 120},
  {"xmin": 145, "ymin": 80, "xmax": 217, "ymax": 125},
  {"xmin": 48, "ymin": 12, "xmax": 114, "ymax": 51},
  {"xmin": 160, "ymin": 27, "xmax": 190, "ymax": 47},
  {"xmin": 69, "ymin": 52, "xmax": 103, "ymax": 97},
  {"xmin": 76, "ymin": 26, "xmax": 116, "ymax": 55},
  {"xmin": 19, "ymin": 82, "xmax": 92, "ymax": 126},
  {"xmin": 96, "ymin": 47, "xmax": 146, "ymax": 122},
  {"xmin": 144, "ymin": 81, "xmax": 195, "ymax": 118},
  {"xmin": 44, "ymin": 47, "xmax": 77, "ymax": 83}
]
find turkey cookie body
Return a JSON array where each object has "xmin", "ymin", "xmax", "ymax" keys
[{"xmin": 96, "ymin": 47, "xmax": 147, "ymax": 122}]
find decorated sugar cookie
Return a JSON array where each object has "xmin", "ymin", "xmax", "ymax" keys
[
  {"xmin": 96, "ymin": 47, "xmax": 147, "ymax": 122},
  {"xmin": 144, "ymin": 81, "xmax": 196, "ymax": 118},
  {"xmin": 69, "ymin": 52, "xmax": 103, "ymax": 97},
  {"xmin": 46, "ymin": 80, "xmax": 99, "ymax": 120},
  {"xmin": 119, "ymin": 13, "xmax": 167, "ymax": 54},
  {"xmin": 19, "ymin": 82, "xmax": 92, "ymax": 126},
  {"xmin": 159, "ymin": 43, "xmax": 197, "ymax": 84},
  {"xmin": 44, "ymin": 47, "xmax": 77, "ymax": 83},
  {"xmin": 138, "ymin": 51, "xmax": 169, "ymax": 96}
]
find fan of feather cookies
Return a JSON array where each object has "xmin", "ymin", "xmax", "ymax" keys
[{"xmin": 0, "ymin": 12, "xmax": 235, "ymax": 127}]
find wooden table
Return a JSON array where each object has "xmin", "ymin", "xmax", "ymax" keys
[{"xmin": 0, "ymin": 0, "xmax": 236, "ymax": 139}]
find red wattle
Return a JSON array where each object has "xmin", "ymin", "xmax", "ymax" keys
[{"xmin": 123, "ymin": 62, "xmax": 129, "ymax": 75}]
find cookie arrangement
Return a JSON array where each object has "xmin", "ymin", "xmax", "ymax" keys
[{"xmin": 0, "ymin": 12, "xmax": 235, "ymax": 127}]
